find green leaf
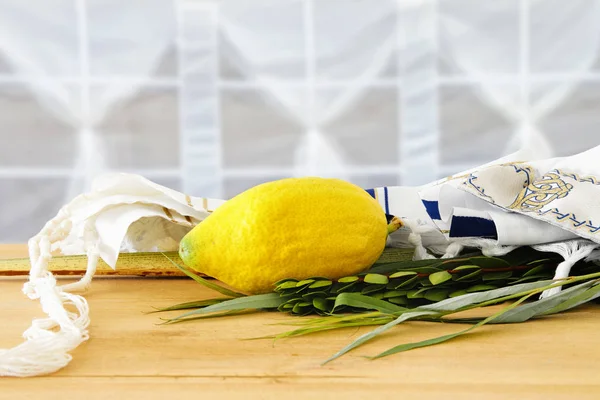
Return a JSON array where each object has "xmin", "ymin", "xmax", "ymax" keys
[
  {"xmin": 482, "ymin": 271, "xmax": 513, "ymax": 281},
  {"xmin": 371, "ymin": 292, "xmax": 386, "ymax": 300},
  {"xmin": 410, "ymin": 266, "xmax": 444, "ymax": 274},
  {"xmin": 392, "ymin": 275, "xmax": 419, "ymax": 289},
  {"xmin": 424, "ymin": 289, "xmax": 451, "ymax": 302},
  {"xmin": 454, "ymin": 269, "xmax": 482, "ymax": 282},
  {"xmin": 159, "ymin": 309, "xmax": 251, "ymax": 324},
  {"xmin": 370, "ymin": 292, "xmax": 534, "ymax": 360},
  {"xmin": 542, "ymin": 281, "xmax": 600, "ymax": 315},
  {"xmin": 312, "ymin": 298, "xmax": 330, "ymax": 312},
  {"xmin": 437, "ymin": 258, "xmax": 474, "ymax": 270},
  {"xmin": 421, "ymin": 280, "xmax": 553, "ymax": 312},
  {"xmin": 333, "ymin": 293, "xmax": 407, "ymax": 314},
  {"xmin": 526, "ymin": 258, "xmax": 554, "ymax": 267},
  {"xmin": 369, "ymin": 258, "xmax": 444, "ymax": 275},
  {"xmin": 449, "ymin": 289, "xmax": 468, "ymax": 298},
  {"xmin": 407, "ymin": 289, "xmax": 425, "ymax": 299},
  {"xmin": 278, "ymin": 303, "xmax": 294, "ymax": 312},
  {"xmin": 296, "ymin": 279, "xmax": 315, "ymax": 287},
  {"xmin": 302, "ymin": 291, "xmax": 329, "ymax": 301},
  {"xmin": 292, "ymin": 302, "xmax": 313, "ymax": 315},
  {"xmin": 466, "ymin": 284, "xmax": 498, "ymax": 293},
  {"xmin": 387, "ymin": 297, "xmax": 408, "ymax": 305},
  {"xmin": 510, "ymin": 274, "xmax": 553, "ymax": 285},
  {"xmin": 419, "ymin": 278, "xmax": 434, "ymax": 288},
  {"xmin": 268, "ymin": 317, "xmax": 393, "ymax": 340},
  {"xmin": 321, "ymin": 278, "xmax": 573, "ymax": 364},
  {"xmin": 309, "ymin": 280, "xmax": 333, "ymax": 289},
  {"xmin": 383, "ymin": 290, "xmax": 408, "ymax": 298},
  {"xmin": 338, "ymin": 276, "xmax": 360, "ymax": 283},
  {"xmin": 489, "ymin": 280, "xmax": 597, "ymax": 323},
  {"xmin": 389, "ymin": 271, "xmax": 418, "ymax": 279},
  {"xmin": 322, "ymin": 310, "xmax": 440, "ymax": 364},
  {"xmin": 429, "ymin": 270, "xmax": 452, "ymax": 285},
  {"xmin": 452, "ymin": 264, "xmax": 481, "ymax": 271},
  {"xmin": 468, "ymin": 256, "xmax": 510, "ymax": 269},
  {"xmin": 148, "ymin": 297, "xmax": 231, "ymax": 313},
  {"xmin": 523, "ymin": 265, "xmax": 549, "ymax": 277},
  {"xmin": 361, "ymin": 284, "xmax": 386, "ymax": 295},
  {"xmin": 276, "ymin": 280, "xmax": 300, "ymax": 290},
  {"xmin": 364, "ymin": 274, "xmax": 389, "ymax": 285},
  {"xmin": 162, "ymin": 253, "xmax": 245, "ymax": 298},
  {"xmin": 274, "ymin": 278, "xmax": 298, "ymax": 286},
  {"xmin": 332, "ymin": 281, "xmax": 359, "ymax": 294},
  {"xmin": 164, "ymin": 293, "xmax": 288, "ymax": 324}
]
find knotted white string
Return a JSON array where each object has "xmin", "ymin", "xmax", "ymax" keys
[
  {"xmin": 0, "ymin": 173, "xmax": 219, "ymax": 377},
  {"xmin": 533, "ymin": 240, "xmax": 600, "ymax": 299},
  {"xmin": 0, "ymin": 205, "xmax": 96, "ymax": 377}
]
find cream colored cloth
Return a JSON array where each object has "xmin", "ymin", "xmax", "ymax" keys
[{"xmin": 0, "ymin": 173, "xmax": 223, "ymax": 377}]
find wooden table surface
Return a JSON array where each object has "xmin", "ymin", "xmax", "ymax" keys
[{"xmin": 1, "ymin": 244, "xmax": 599, "ymax": 399}]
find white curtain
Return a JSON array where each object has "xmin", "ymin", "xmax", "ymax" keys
[{"xmin": 1, "ymin": 0, "xmax": 600, "ymax": 241}]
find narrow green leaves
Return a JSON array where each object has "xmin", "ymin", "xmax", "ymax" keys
[
  {"xmin": 157, "ymin": 246, "xmax": 600, "ymax": 367},
  {"xmin": 370, "ymin": 292, "xmax": 534, "ymax": 359},
  {"xmin": 161, "ymin": 247, "xmax": 595, "ymax": 318},
  {"xmin": 333, "ymin": 293, "xmax": 408, "ymax": 314},
  {"xmin": 420, "ymin": 280, "xmax": 553, "ymax": 312},
  {"xmin": 325, "ymin": 274, "xmax": 600, "ymax": 362},
  {"xmin": 322, "ymin": 310, "xmax": 440, "ymax": 364},
  {"xmin": 163, "ymin": 293, "xmax": 289, "ymax": 324},
  {"xmin": 490, "ymin": 281, "xmax": 597, "ymax": 323},
  {"xmin": 147, "ymin": 298, "xmax": 231, "ymax": 313},
  {"xmin": 162, "ymin": 253, "xmax": 245, "ymax": 298},
  {"xmin": 543, "ymin": 282, "xmax": 600, "ymax": 315}
]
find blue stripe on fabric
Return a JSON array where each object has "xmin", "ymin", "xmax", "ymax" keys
[
  {"xmin": 383, "ymin": 187, "xmax": 389, "ymax": 214},
  {"xmin": 422, "ymin": 200, "xmax": 441, "ymax": 220},
  {"xmin": 365, "ymin": 188, "xmax": 376, "ymax": 199},
  {"xmin": 449, "ymin": 216, "xmax": 498, "ymax": 239}
]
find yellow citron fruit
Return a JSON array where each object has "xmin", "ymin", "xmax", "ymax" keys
[{"xmin": 179, "ymin": 177, "xmax": 389, "ymax": 294}]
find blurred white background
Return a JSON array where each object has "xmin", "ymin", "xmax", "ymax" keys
[{"xmin": 1, "ymin": 0, "xmax": 600, "ymax": 242}]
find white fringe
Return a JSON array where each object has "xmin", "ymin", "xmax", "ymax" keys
[
  {"xmin": 0, "ymin": 206, "xmax": 97, "ymax": 377},
  {"xmin": 533, "ymin": 239, "xmax": 600, "ymax": 299},
  {"xmin": 432, "ymin": 237, "xmax": 517, "ymax": 259},
  {"xmin": 401, "ymin": 220, "xmax": 439, "ymax": 260},
  {"xmin": 440, "ymin": 242, "xmax": 464, "ymax": 259}
]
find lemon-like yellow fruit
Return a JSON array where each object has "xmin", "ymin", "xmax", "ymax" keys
[{"xmin": 179, "ymin": 177, "xmax": 388, "ymax": 294}]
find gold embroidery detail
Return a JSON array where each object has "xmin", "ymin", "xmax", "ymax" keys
[
  {"xmin": 184, "ymin": 194, "xmax": 193, "ymax": 207},
  {"xmin": 502, "ymin": 163, "xmax": 535, "ymax": 187},
  {"xmin": 508, "ymin": 172, "xmax": 573, "ymax": 212},
  {"xmin": 554, "ymin": 169, "xmax": 600, "ymax": 185}
]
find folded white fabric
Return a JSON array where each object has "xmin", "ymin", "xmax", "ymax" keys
[
  {"xmin": 2, "ymin": 145, "xmax": 600, "ymax": 377},
  {"xmin": 0, "ymin": 174, "xmax": 224, "ymax": 378},
  {"xmin": 371, "ymin": 145, "xmax": 600, "ymax": 299}
]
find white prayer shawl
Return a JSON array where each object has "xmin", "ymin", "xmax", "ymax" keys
[{"xmin": 2, "ymin": 146, "xmax": 600, "ymax": 377}]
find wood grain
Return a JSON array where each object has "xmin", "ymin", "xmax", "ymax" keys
[{"xmin": 1, "ymin": 244, "xmax": 600, "ymax": 399}]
